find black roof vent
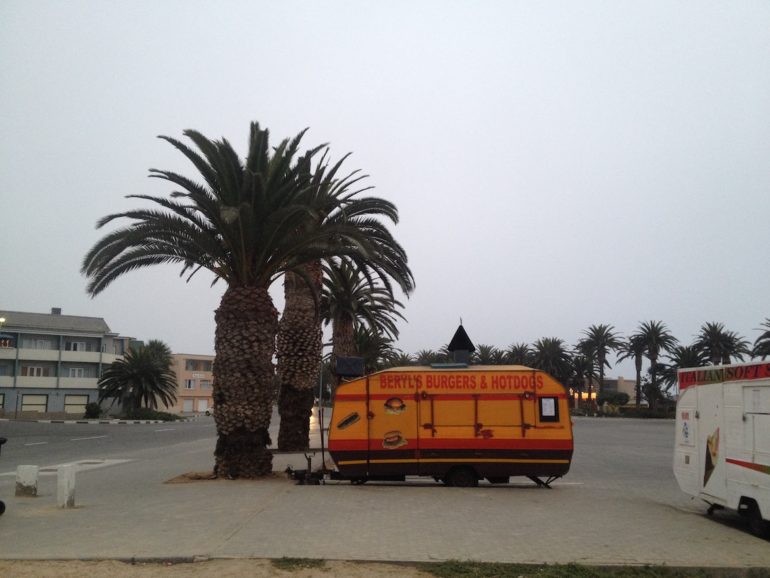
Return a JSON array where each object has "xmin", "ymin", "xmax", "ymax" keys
[{"xmin": 447, "ymin": 324, "xmax": 475, "ymax": 364}]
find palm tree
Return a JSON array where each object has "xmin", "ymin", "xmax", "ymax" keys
[
  {"xmin": 752, "ymin": 318, "xmax": 770, "ymax": 359},
  {"xmin": 276, "ymin": 153, "xmax": 413, "ymax": 450},
  {"xmin": 569, "ymin": 353, "xmax": 596, "ymax": 409},
  {"xmin": 354, "ymin": 326, "xmax": 399, "ymax": 372},
  {"xmin": 574, "ymin": 340, "xmax": 598, "ymax": 406},
  {"xmin": 616, "ymin": 334, "xmax": 647, "ymax": 408},
  {"xmin": 579, "ymin": 324, "xmax": 622, "ymax": 400},
  {"xmin": 530, "ymin": 337, "xmax": 572, "ymax": 385},
  {"xmin": 98, "ymin": 340, "xmax": 177, "ymax": 414},
  {"xmin": 384, "ymin": 351, "xmax": 415, "ymax": 368},
  {"xmin": 660, "ymin": 345, "xmax": 706, "ymax": 393},
  {"xmin": 694, "ymin": 322, "xmax": 750, "ymax": 365},
  {"xmin": 505, "ymin": 342, "xmax": 531, "ymax": 366},
  {"xmin": 82, "ymin": 122, "xmax": 397, "ymax": 478},
  {"xmin": 473, "ymin": 344, "xmax": 505, "ymax": 365},
  {"xmin": 321, "ymin": 258, "xmax": 407, "ymax": 390},
  {"xmin": 415, "ymin": 349, "xmax": 442, "ymax": 365},
  {"xmin": 631, "ymin": 321, "xmax": 678, "ymax": 411}
]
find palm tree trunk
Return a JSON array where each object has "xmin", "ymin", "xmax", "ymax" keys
[
  {"xmin": 331, "ymin": 316, "xmax": 356, "ymax": 392},
  {"xmin": 585, "ymin": 376, "xmax": 592, "ymax": 411},
  {"xmin": 213, "ymin": 286, "xmax": 278, "ymax": 478},
  {"xmin": 598, "ymin": 353, "xmax": 605, "ymax": 402},
  {"xmin": 649, "ymin": 354, "xmax": 658, "ymax": 412},
  {"xmin": 634, "ymin": 355, "xmax": 642, "ymax": 409},
  {"xmin": 276, "ymin": 264, "xmax": 323, "ymax": 451}
]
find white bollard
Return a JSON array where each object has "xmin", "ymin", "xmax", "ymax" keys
[
  {"xmin": 16, "ymin": 465, "xmax": 39, "ymax": 497},
  {"xmin": 57, "ymin": 464, "xmax": 76, "ymax": 508}
]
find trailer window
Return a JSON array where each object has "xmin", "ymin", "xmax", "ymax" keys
[{"xmin": 539, "ymin": 397, "xmax": 559, "ymax": 422}]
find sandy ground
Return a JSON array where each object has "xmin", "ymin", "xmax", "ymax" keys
[{"xmin": 0, "ymin": 560, "xmax": 434, "ymax": 578}]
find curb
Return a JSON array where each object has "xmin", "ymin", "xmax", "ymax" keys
[{"xmin": 5, "ymin": 418, "xmax": 200, "ymax": 425}]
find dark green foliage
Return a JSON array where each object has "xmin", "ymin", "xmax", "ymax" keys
[
  {"xmin": 597, "ymin": 392, "xmax": 630, "ymax": 406},
  {"xmin": 752, "ymin": 318, "xmax": 770, "ymax": 360},
  {"xmin": 695, "ymin": 322, "xmax": 750, "ymax": 365},
  {"xmin": 579, "ymin": 324, "xmax": 623, "ymax": 398},
  {"xmin": 354, "ymin": 326, "xmax": 399, "ymax": 372},
  {"xmin": 321, "ymin": 258, "xmax": 406, "ymax": 340},
  {"xmin": 83, "ymin": 402, "xmax": 102, "ymax": 419},
  {"xmin": 529, "ymin": 337, "xmax": 572, "ymax": 385},
  {"xmin": 97, "ymin": 340, "xmax": 177, "ymax": 413}
]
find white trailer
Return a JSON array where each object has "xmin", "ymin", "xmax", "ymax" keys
[{"xmin": 674, "ymin": 361, "xmax": 770, "ymax": 537}]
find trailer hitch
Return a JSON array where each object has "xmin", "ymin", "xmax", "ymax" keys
[
  {"xmin": 286, "ymin": 453, "xmax": 327, "ymax": 485},
  {"xmin": 527, "ymin": 475, "xmax": 560, "ymax": 489}
]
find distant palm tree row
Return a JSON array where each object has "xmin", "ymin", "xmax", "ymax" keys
[{"xmin": 353, "ymin": 320, "xmax": 770, "ymax": 411}]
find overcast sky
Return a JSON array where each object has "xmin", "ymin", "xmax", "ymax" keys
[{"xmin": 2, "ymin": 1, "xmax": 769, "ymax": 378}]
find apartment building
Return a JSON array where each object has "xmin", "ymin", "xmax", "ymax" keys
[
  {"xmin": 171, "ymin": 353, "xmax": 214, "ymax": 414},
  {"xmin": 0, "ymin": 308, "xmax": 134, "ymax": 418}
]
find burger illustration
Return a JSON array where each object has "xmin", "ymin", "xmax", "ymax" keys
[
  {"xmin": 382, "ymin": 430, "xmax": 408, "ymax": 449},
  {"xmin": 384, "ymin": 397, "xmax": 406, "ymax": 415}
]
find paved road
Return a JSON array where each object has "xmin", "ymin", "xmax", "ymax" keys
[
  {"xmin": 0, "ymin": 407, "xmax": 329, "ymax": 475},
  {"xmin": 0, "ymin": 419, "xmax": 216, "ymax": 474}
]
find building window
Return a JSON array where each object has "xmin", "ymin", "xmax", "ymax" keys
[
  {"xmin": 65, "ymin": 342, "xmax": 87, "ymax": 352},
  {"xmin": 185, "ymin": 359, "xmax": 213, "ymax": 372},
  {"xmin": 184, "ymin": 379, "xmax": 195, "ymax": 389},
  {"xmin": 35, "ymin": 340, "xmax": 53, "ymax": 350},
  {"xmin": 21, "ymin": 366, "xmax": 51, "ymax": 377},
  {"xmin": 22, "ymin": 394, "xmax": 48, "ymax": 413},
  {"xmin": 0, "ymin": 393, "xmax": 4, "ymax": 410},
  {"xmin": 200, "ymin": 380, "xmax": 212, "ymax": 389},
  {"xmin": 69, "ymin": 367, "xmax": 85, "ymax": 378},
  {"xmin": 64, "ymin": 395, "xmax": 89, "ymax": 415}
]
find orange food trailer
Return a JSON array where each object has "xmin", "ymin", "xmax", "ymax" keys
[{"xmin": 327, "ymin": 365, "xmax": 574, "ymax": 487}]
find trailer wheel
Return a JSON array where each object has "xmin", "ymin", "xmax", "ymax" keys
[
  {"xmin": 444, "ymin": 467, "xmax": 478, "ymax": 488},
  {"xmin": 746, "ymin": 501, "xmax": 769, "ymax": 538},
  {"xmin": 0, "ymin": 501, "xmax": 4, "ymax": 515}
]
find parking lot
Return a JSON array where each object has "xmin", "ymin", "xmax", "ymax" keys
[{"xmin": 0, "ymin": 416, "xmax": 768, "ymax": 567}]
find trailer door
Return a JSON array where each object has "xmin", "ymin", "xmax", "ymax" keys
[{"xmin": 699, "ymin": 382, "xmax": 727, "ymax": 502}]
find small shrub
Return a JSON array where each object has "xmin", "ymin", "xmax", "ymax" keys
[
  {"xmin": 597, "ymin": 392, "xmax": 630, "ymax": 406},
  {"xmin": 84, "ymin": 402, "xmax": 102, "ymax": 419}
]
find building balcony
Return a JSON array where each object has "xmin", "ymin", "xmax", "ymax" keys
[
  {"xmin": 17, "ymin": 348, "xmax": 60, "ymax": 362},
  {"xmin": 0, "ymin": 348, "xmax": 16, "ymax": 360},
  {"xmin": 58, "ymin": 377, "xmax": 99, "ymax": 390},
  {"xmin": 60, "ymin": 350, "xmax": 102, "ymax": 363},
  {"xmin": 101, "ymin": 353, "xmax": 124, "ymax": 365},
  {"xmin": 0, "ymin": 376, "xmax": 13, "ymax": 388},
  {"xmin": 16, "ymin": 376, "xmax": 58, "ymax": 388}
]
